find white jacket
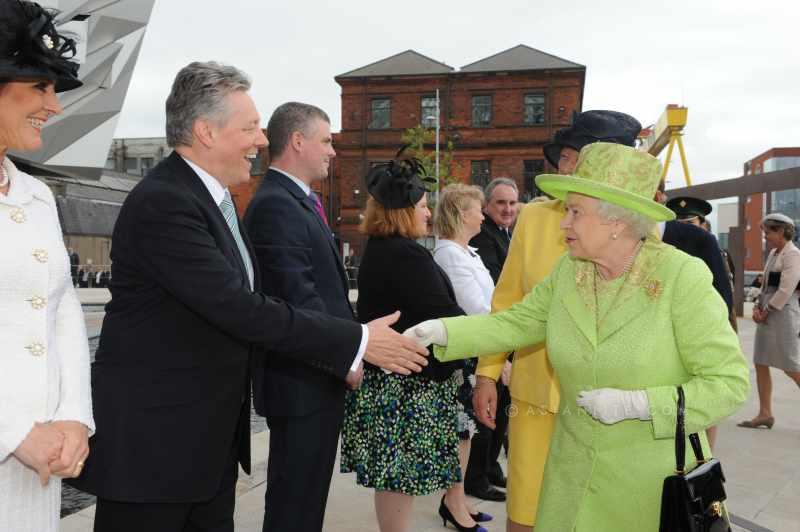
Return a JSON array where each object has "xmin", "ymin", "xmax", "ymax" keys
[
  {"xmin": 0, "ymin": 158, "xmax": 94, "ymax": 460},
  {"xmin": 433, "ymin": 239, "xmax": 495, "ymax": 316}
]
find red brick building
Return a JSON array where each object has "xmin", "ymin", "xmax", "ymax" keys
[
  {"xmin": 330, "ymin": 45, "xmax": 586, "ymax": 256},
  {"xmin": 742, "ymin": 147, "xmax": 800, "ymax": 271}
]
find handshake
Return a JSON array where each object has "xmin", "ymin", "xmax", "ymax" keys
[{"xmin": 13, "ymin": 420, "xmax": 89, "ymax": 486}]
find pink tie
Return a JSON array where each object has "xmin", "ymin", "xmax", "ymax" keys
[{"xmin": 310, "ymin": 191, "xmax": 329, "ymax": 227}]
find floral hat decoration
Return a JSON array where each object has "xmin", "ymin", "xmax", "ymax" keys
[
  {"xmin": 0, "ymin": 0, "xmax": 82, "ymax": 92},
  {"xmin": 535, "ymin": 142, "xmax": 676, "ymax": 222}
]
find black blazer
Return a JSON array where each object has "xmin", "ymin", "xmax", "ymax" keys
[
  {"xmin": 244, "ymin": 169, "xmax": 354, "ymax": 418},
  {"xmin": 662, "ymin": 220, "xmax": 733, "ymax": 312},
  {"xmin": 357, "ymin": 235, "xmax": 465, "ymax": 381},
  {"xmin": 72, "ymin": 153, "xmax": 362, "ymax": 503},
  {"xmin": 469, "ymin": 219, "xmax": 511, "ymax": 284}
]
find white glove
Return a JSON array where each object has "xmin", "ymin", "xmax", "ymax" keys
[
  {"xmin": 576, "ymin": 388, "xmax": 651, "ymax": 425},
  {"xmin": 402, "ymin": 319, "xmax": 447, "ymax": 348}
]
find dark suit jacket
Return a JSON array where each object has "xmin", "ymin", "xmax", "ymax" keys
[
  {"xmin": 72, "ymin": 153, "xmax": 362, "ymax": 503},
  {"xmin": 244, "ymin": 169, "xmax": 354, "ymax": 418},
  {"xmin": 357, "ymin": 235, "xmax": 465, "ymax": 381},
  {"xmin": 469, "ymin": 218, "xmax": 511, "ymax": 284},
  {"xmin": 662, "ymin": 220, "xmax": 733, "ymax": 312}
]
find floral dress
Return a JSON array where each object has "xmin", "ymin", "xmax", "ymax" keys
[{"xmin": 340, "ymin": 368, "xmax": 462, "ymax": 495}]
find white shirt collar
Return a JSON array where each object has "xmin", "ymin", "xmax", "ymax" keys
[
  {"xmin": 270, "ymin": 166, "xmax": 310, "ymax": 196},
  {"xmin": 658, "ymin": 222, "xmax": 665, "ymax": 238},
  {"xmin": 435, "ymin": 238, "xmax": 480, "ymax": 257},
  {"xmin": 182, "ymin": 156, "xmax": 227, "ymax": 206}
]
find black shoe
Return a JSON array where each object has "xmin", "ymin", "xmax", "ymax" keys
[
  {"xmin": 439, "ymin": 496, "xmax": 488, "ymax": 532},
  {"xmin": 464, "ymin": 484, "xmax": 506, "ymax": 502},
  {"xmin": 470, "ymin": 511, "xmax": 493, "ymax": 523}
]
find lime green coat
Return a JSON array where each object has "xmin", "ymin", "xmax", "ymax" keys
[{"xmin": 437, "ymin": 237, "xmax": 749, "ymax": 532}]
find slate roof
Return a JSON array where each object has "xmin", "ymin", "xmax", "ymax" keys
[
  {"xmin": 460, "ymin": 44, "xmax": 584, "ymax": 73},
  {"xmin": 337, "ymin": 50, "xmax": 454, "ymax": 78}
]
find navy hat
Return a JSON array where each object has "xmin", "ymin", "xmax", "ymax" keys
[
  {"xmin": 0, "ymin": 1, "xmax": 82, "ymax": 92},
  {"xmin": 365, "ymin": 151, "xmax": 435, "ymax": 209},
  {"xmin": 543, "ymin": 110, "xmax": 642, "ymax": 169},
  {"xmin": 666, "ymin": 196, "xmax": 712, "ymax": 221}
]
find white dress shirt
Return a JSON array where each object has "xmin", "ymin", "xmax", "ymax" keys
[{"xmin": 433, "ymin": 239, "xmax": 495, "ymax": 315}]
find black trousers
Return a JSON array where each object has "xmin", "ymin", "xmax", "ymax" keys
[
  {"xmin": 93, "ymin": 454, "xmax": 238, "ymax": 532},
  {"xmin": 262, "ymin": 403, "xmax": 344, "ymax": 532},
  {"xmin": 465, "ymin": 381, "xmax": 511, "ymax": 489}
]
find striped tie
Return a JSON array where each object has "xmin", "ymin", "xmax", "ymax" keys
[{"xmin": 220, "ymin": 190, "xmax": 254, "ymax": 290}]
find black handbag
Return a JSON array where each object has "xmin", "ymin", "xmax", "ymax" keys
[{"xmin": 659, "ymin": 386, "xmax": 731, "ymax": 532}]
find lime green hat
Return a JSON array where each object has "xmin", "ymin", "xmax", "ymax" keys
[{"xmin": 535, "ymin": 142, "xmax": 675, "ymax": 222}]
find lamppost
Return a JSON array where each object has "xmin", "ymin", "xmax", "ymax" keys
[{"xmin": 424, "ymin": 89, "xmax": 441, "ymax": 204}]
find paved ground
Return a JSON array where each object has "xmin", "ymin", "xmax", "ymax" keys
[{"xmin": 62, "ymin": 293, "xmax": 799, "ymax": 531}]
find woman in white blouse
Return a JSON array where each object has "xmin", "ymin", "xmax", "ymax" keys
[
  {"xmin": 433, "ymin": 184, "xmax": 496, "ymax": 528},
  {"xmin": 0, "ymin": 3, "xmax": 94, "ymax": 531}
]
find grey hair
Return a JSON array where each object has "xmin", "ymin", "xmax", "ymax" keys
[
  {"xmin": 165, "ymin": 61, "xmax": 251, "ymax": 148},
  {"xmin": 484, "ymin": 177, "xmax": 518, "ymax": 202},
  {"xmin": 596, "ymin": 200, "xmax": 655, "ymax": 240},
  {"xmin": 267, "ymin": 102, "xmax": 330, "ymax": 159}
]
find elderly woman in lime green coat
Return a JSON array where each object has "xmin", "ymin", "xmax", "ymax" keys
[{"xmin": 407, "ymin": 143, "xmax": 750, "ymax": 532}]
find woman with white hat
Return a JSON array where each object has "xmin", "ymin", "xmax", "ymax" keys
[{"xmin": 738, "ymin": 212, "xmax": 800, "ymax": 429}]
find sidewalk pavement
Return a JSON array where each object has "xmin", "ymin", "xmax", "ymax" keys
[{"xmin": 64, "ymin": 297, "xmax": 799, "ymax": 531}]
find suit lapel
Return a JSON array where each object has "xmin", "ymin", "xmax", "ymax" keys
[
  {"xmin": 168, "ymin": 153, "xmax": 250, "ymax": 283},
  {"xmin": 270, "ymin": 170, "xmax": 350, "ymax": 293}
]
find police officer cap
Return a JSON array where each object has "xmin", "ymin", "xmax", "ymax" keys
[{"xmin": 666, "ymin": 196, "xmax": 712, "ymax": 221}]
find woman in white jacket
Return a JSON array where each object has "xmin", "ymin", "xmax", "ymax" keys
[
  {"xmin": 433, "ymin": 184, "xmax": 496, "ymax": 530},
  {"xmin": 0, "ymin": 2, "xmax": 94, "ymax": 531}
]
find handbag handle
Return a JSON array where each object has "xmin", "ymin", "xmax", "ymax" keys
[{"xmin": 674, "ymin": 386, "xmax": 706, "ymax": 475}]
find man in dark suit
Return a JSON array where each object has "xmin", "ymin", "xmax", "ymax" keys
[
  {"xmin": 242, "ymin": 102, "xmax": 354, "ymax": 532},
  {"xmin": 68, "ymin": 247, "xmax": 80, "ymax": 286},
  {"xmin": 71, "ymin": 62, "xmax": 427, "ymax": 532},
  {"xmin": 465, "ymin": 177, "xmax": 519, "ymax": 501},
  {"xmin": 656, "ymin": 187, "xmax": 733, "ymax": 450}
]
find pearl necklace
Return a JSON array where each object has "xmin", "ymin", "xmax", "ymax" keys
[
  {"xmin": 0, "ymin": 162, "xmax": 8, "ymax": 188},
  {"xmin": 596, "ymin": 239, "xmax": 644, "ymax": 281}
]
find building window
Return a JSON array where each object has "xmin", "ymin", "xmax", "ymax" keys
[
  {"xmin": 523, "ymin": 94, "xmax": 546, "ymax": 125},
  {"xmin": 523, "ymin": 159, "xmax": 545, "ymax": 201},
  {"xmin": 370, "ymin": 98, "xmax": 391, "ymax": 129},
  {"xmin": 472, "ymin": 95, "xmax": 492, "ymax": 127},
  {"xmin": 124, "ymin": 157, "xmax": 138, "ymax": 172},
  {"xmin": 421, "ymin": 96, "xmax": 437, "ymax": 128},
  {"xmin": 471, "ymin": 160, "xmax": 491, "ymax": 188}
]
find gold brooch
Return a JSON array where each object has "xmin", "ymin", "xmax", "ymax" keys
[{"xmin": 645, "ymin": 278, "xmax": 663, "ymax": 299}]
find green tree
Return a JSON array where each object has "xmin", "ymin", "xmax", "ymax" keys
[{"xmin": 400, "ymin": 125, "xmax": 459, "ymax": 202}]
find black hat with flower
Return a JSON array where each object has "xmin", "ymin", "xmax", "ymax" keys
[
  {"xmin": 365, "ymin": 146, "xmax": 436, "ymax": 209},
  {"xmin": 0, "ymin": 0, "xmax": 82, "ymax": 92}
]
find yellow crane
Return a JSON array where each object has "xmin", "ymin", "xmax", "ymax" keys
[{"xmin": 638, "ymin": 104, "xmax": 692, "ymax": 186}]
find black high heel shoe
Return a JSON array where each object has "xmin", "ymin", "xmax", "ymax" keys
[{"xmin": 438, "ymin": 496, "xmax": 488, "ymax": 532}]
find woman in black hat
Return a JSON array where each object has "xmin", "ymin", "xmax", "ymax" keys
[
  {"xmin": 340, "ymin": 156, "xmax": 488, "ymax": 532},
  {"xmin": 0, "ymin": 2, "xmax": 93, "ymax": 531}
]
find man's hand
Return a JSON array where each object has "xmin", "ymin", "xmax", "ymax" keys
[
  {"xmin": 13, "ymin": 422, "xmax": 65, "ymax": 485},
  {"xmin": 365, "ymin": 312, "xmax": 428, "ymax": 375},
  {"xmin": 401, "ymin": 319, "xmax": 447, "ymax": 348},
  {"xmin": 472, "ymin": 376, "xmax": 498, "ymax": 429},
  {"xmin": 48, "ymin": 421, "xmax": 89, "ymax": 479},
  {"xmin": 346, "ymin": 363, "xmax": 364, "ymax": 390}
]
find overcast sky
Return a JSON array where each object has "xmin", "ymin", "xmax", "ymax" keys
[{"xmin": 114, "ymin": 0, "xmax": 799, "ymax": 190}]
